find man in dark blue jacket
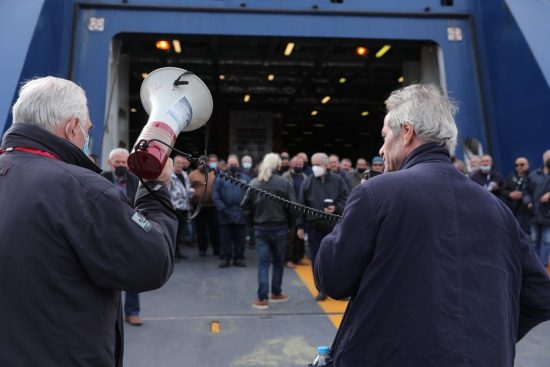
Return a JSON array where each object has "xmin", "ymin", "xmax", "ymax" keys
[
  {"xmin": 212, "ymin": 154, "xmax": 250, "ymax": 268},
  {"xmin": 315, "ymin": 84, "xmax": 550, "ymax": 366},
  {"xmin": 0, "ymin": 76, "xmax": 177, "ymax": 367}
]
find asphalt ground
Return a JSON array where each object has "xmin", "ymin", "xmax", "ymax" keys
[{"xmin": 123, "ymin": 249, "xmax": 550, "ymax": 367}]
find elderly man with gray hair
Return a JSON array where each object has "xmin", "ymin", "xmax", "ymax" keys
[
  {"xmin": 0, "ymin": 76, "xmax": 177, "ymax": 366},
  {"xmin": 315, "ymin": 84, "xmax": 550, "ymax": 366}
]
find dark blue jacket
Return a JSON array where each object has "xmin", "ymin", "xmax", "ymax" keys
[
  {"xmin": 315, "ymin": 143, "xmax": 550, "ymax": 367},
  {"xmin": 0, "ymin": 124, "xmax": 177, "ymax": 367},
  {"xmin": 212, "ymin": 170, "xmax": 250, "ymax": 225}
]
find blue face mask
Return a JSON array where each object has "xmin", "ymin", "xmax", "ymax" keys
[
  {"xmin": 78, "ymin": 122, "xmax": 90, "ymax": 155},
  {"xmin": 209, "ymin": 162, "xmax": 218, "ymax": 170},
  {"xmin": 242, "ymin": 162, "xmax": 252, "ymax": 169}
]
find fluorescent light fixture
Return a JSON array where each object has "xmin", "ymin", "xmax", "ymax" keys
[
  {"xmin": 243, "ymin": 94, "xmax": 251, "ymax": 102},
  {"xmin": 172, "ymin": 40, "xmax": 182, "ymax": 53},
  {"xmin": 311, "ymin": 110, "xmax": 318, "ymax": 116},
  {"xmin": 321, "ymin": 96, "xmax": 331, "ymax": 104},
  {"xmin": 267, "ymin": 74, "xmax": 275, "ymax": 81},
  {"xmin": 303, "ymin": 131, "xmax": 313, "ymax": 135},
  {"xmin": 361, "ymin": 111, "xmax": 370, "ymax": 117},
  {"xmin": 313, "ymin": 123, "xmax": 324, "ymax": 128},
  {"xmin": 219, "ymin": 74, "xmax": 225, "ymax": 80},
  {"xmin": 339, "ymin": 77, "xmax": 347, "ymax": 84},
  {"xmin": 398, "ymin": 76, "xmax": 404, "ymax": 83},
  {"xmin": 156, "ymin": 40, "xmax": 170, "ymax": 51},
  {"xmin": 130, "ymin": 108, "xmax": 137, "ymax": 113},
  {"xmin": 375, "ymin": 44, "xmax": 391, "ymax": 58},
  {"xmin": 284, "ymin": 42, "xmax": 295, "ymax": 56},
  {"xmin": 141, "ymin": 72, "xmax": 149, "ymax": 79}
]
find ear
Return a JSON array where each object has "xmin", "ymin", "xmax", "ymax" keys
[
  {"xmin": 64, "ymin": 117, "xmax": 80, "ymax": 139},
  {"xmin": 401, "ymin": 123, "xmax": 416, "ymax": 146}
]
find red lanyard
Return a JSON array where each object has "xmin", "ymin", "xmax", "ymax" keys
[{"xmin": 0, "ymin": 147, "xmax": 60, "ymax": 161}]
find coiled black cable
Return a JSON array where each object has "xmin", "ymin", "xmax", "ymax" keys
[{"xmin": 133, "ymin": 138, "xmax": 342, "ymax": 223}]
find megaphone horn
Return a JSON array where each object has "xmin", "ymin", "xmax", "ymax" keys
[{"xmin": 128, "ymin": 67, "xmax": 213, "ymax": 179}]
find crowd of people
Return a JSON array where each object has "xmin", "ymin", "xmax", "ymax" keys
[{"xmin": 2, "ymin": 76, "xmax": 549, "ymax": 367}]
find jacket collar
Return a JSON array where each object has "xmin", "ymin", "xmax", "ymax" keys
[
  {"xmin": 1, "ymin": 123, "xmax": 102, "ymax": 173},
  {"xmin": 399, "ymin": 142, "xmax": 451, "ymax": 171}
]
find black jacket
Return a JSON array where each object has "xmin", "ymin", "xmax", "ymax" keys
[
  {"xmin": 316, "ymin": 143, "xmax": 550, "ymax": 367},
  {"xmin": 101, "ymin": 169, "xmax": 139, "ymax": 207},
  {"xmin": 0, "ymin": 123, "xmax": 177, "ymax": 367},
  {"xmin": 501, "ymin": 172, "xmax": 530, "ymax": 217},
  {"xmin": 241, "ymin": 173, "xmax": 296, "ymax": 226},
  {"xmin": 526, "ymin": 168, "xmax": 550, "ymax": 225}
]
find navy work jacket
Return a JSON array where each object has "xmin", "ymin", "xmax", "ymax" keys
[
  {"xmin": 0, "ymin": 124, "xmax": 177, "ymax": 367},
  {"xmin": 316, "ymin": 143, "xmax": 550, "ymax": 367}
]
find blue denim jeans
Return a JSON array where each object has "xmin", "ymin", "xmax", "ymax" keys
[
  {"xmin": 255, "ymin": 229, "xmax": 288, "ymax": 301},
  {"xmin": 530, "ymin": 224, "xmax": 550, "ymax": 266},
  {"xmin": 124, "ymin": 292, "xmax": 140, "ymax": 317}
]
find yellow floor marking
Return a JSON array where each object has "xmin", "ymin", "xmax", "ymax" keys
[
  {"xmin": 210, "ymin": 320, "xmax": 221, "ymax": 333},
  {"xmin": 293, "ymin": 264, "xmax": 347, "ymax": 328}
]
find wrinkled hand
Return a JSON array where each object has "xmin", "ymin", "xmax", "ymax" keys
[
  {"xmin": 297, "ymin": 228, "xmax": 305, "ymax": 240},
  {"xmin": 146, "ymin": 158, "xmax": 173, "ymax": 189},
  {"xmin": 541, "ymin": 192, "xmax": 550, "ymax": 203},
  {"xmin": 509, "ymin": 191, "xmax": 522, "ymax": 201},
  {"xmin": 324, "ymin": 205, "xmax": 336, "ymax": 214}
]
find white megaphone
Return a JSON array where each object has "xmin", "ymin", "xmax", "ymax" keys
[{"xmin": 128, "ymin": 67, "xmax": 213, "ymax": 179}]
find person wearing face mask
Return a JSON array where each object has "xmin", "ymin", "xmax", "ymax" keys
[
  {"xmin": 470, "ymin": 154, "xmax": 504, "ymax": 196},
  {"xmin": 212, "ymin": 154, "xmax": 250, "ymax": 268},
  {"xmin": 297, "ymin": 151, "xmax": 314, "ymax": 176},
  {"xmin": 526, "ymin": 149, "xmax": 550, "ymax": 268},
  {"xmin": 188, "ymin": 154, "xmax": 220, "ymax": 257},
  {"xmin": 279, "ymin": 152, "xmax": 291, "ymax": 174},
  {"xmin": 296, "ymin": 152, "xmax": 349, "ymax": 301},
  {"xmin": 101, "ymin": 148, "xmax": 143, "ymax": 326},
  {"xmin": 282, "ymin": 156, "xmax": 310, "ymax": 268},
  {"xmin": 350, "ymin": 158, "xmax": 369, "ymax": 187},
  {"xmin": 501, "ymin": 156, "xmax": 530, "ymax": 234},
  {"xmin": 0, "ymin": 77, "xmax": 177, "ymax": 367},
  {"xmin": 241, "ymin": 154, "xmax": 257, "ymax": 179}
]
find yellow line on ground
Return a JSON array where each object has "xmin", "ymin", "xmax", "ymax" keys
[{"xmin": 293, "ymin": 264, "xmax": 347, "ymax": 328}]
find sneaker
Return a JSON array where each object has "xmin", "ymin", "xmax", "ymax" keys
[
  {"xmin": 125, "ymin": 315, "xmax": 143, "ymax": 326},
  {"xmin": 252, "ymin": 299, "xmax": 269, "ymax": 309},
  {"xmin": 233, "ymin": 260, "xmax": 247, "ymax": 267},
  {"xmin": 315, "ymin": 292, "xmax": 327, "ymax": 302},
  {"xmin": 285, "ymin": 261, "xmax": 297, "ymax": 269},
  {"xmin": 270, "ymin": 293, "xmax": 289, "ymax": 303}
]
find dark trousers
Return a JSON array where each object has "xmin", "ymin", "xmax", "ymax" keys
[
  {"xmin": 124, "ymin": 292, "xmax": 140, "ymax": 316},
  {"xmin": 220, "ymin": 224, "xmax": 246, "ymax": 261},
  {"xmin": 175, "ymin": 209, "xmax": 188, "ymax": 256},
  {"xmin": 307, "ymin": 226, "xmax": 331, "ymax": 291},
  {"xmin": 286, "ymin": 225, "xmax": 305, "ymax": 263},
  {"xmin": 195, "ymin": 206, "xmax": 220, "ymax": 255}
]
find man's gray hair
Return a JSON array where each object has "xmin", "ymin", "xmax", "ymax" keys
[
  {"xmin": 311, "ymin": 152, "xmax": 329, "ymax": 166},
  {"xmin": 386, "ymin": 84, "xmax": 458, "ymax": 154},
  {"xmin": 12, "ymin": 76, "xmax": 89, "ymax": 133},
  {"xmin": 258, "ymin": 153, "xmax": 280, "ymax": 182},
  {"xmin": 108, "ymin": 148, "xmax": 129, "ymax": 160}
]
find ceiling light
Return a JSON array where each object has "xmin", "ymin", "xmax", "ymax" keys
[
  {"xmin": 321, "ymin": 96, "xmax": 331, "ymax": 104},
  {"xmin": 339, "ymin": 77, "xmax": 347, "ymax": 84},
  {"xmin": 243, "ymin": 94, "xmax": 251, "ymax": 103},
  {"xmin": 267, "ymin": 74, "xmax": 275, "ymax": 81},
  {"xmin": 375, "ymin": 44, "xmax": 392, "ymax": 58},
  {"xmin": 287, "ymin": 123, "xmax": 297, "ymax": 127},
  {"xmin": 141, "ymin": 72, "xmax": 149, "ymax": 79},
  {"xmin": 219, "ymin": 74, "xmax": 225, "ymax": 80},
  {"xmin": 172, "ymin": 40, "xmax": 182, "ymax": 53},
  {"xmin": 398, "ymin": 76, "xmax": 404, "ymax": 83},
  {"xmin": 284, "ymin": 42, "xmax": 295, "ymax": 56},
  {"xmin": 313, "ymin": 123, "xmax": 324, "ymax": 128},
  {"xmin": 356, "ymin": 46, "xmax": 368, "ymax": 57},
  {"xmin": 303, "ymin": 131, "xmax": 313, "ymax": 135},
  {"xmin": 361, "ymin": 111, "xmax": 370, "ymax": 117},
  {"xmin": 130, "ymin": 108, "xmax": 137, "ymax": 113},
  {"xmin": 311, "ymin": 110, "xmax": 318, "ymax": 116},
  {"xmin": 156, "ymin": 40, "xmax": 171, "ymax": 51}
]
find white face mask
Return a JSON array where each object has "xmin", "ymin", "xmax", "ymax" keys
[{"xmin": 312, "ymin": 165, "xmax": 326, "ymax": 177}]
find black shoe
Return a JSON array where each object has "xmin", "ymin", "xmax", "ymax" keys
[
  {"xmin": 315, "ymin": 292, "xmax": 327, "ymax": 302},
  {"xmin": 233, "ymin": 260, "xmax": 247, "ymax": 267},
  {"xmin": 219, "ymin": 260, "xmax": 231, "ymax": 268}
]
